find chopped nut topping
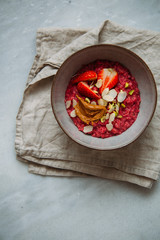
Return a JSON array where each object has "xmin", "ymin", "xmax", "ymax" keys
[
  {"xmin": 85, "ymin": 98, "xmax": 90, "ymax": 103},
  {"xmin": 129, "ymin": 90, "xmax": 134, "ymax": 95},
  {"xmin": 125, "ymin": 82, "xmax": 129, "ymax": 88}
]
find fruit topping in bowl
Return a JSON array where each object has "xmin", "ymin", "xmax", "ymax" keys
[
  {"xmin": 72, "ymin": 71, "xmax": 97, "ymax": 84},
  {"xmin": 65, "ymin": 60, "xmax": 141, "ymax": 138},
  {"xmin": 77, "ymin": 82, "xmax": 100, "ymax": 100}
]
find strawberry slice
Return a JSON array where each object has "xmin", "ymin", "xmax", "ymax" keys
[
  {"xmin": 98, "ymin": 68, "xmax": 118, "ymax": 94},
  {"xmin": 72, "ymin": 71, "xmax": 97, "ymax": 84},
  {"xmin": 77, "ymin": 82, "xmax": 100, "ymax": 100}
]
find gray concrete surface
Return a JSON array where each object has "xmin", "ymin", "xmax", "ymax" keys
[{"xmin": 0, "ymin": 0, "xmax": 160, "ymax": 239}]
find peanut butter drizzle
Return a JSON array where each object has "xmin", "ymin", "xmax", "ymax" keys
[{"xmin": 74, "ymin": 96, "xmax": 106, "ymax": 125}]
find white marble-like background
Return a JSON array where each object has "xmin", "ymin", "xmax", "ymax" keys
[{"xmin": 0, "ymin": 0, "xmax": 160, "ymax": 239}]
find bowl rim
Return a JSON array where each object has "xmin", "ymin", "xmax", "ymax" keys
[{"xmin": 51, "ymin": 44, "xmax": 157, "ymax": 151}]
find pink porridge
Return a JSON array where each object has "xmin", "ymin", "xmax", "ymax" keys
[{"xmin": 65, "ymin": 60, "xmax": 141, "ymax": 138}]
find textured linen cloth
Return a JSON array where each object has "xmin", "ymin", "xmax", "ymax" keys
[{"xmin": 15, "ymin": 20, "xmax": 160, "ymax": 188}]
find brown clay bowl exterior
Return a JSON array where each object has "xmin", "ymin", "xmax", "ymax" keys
[{"xmin": 51, "ymin": 45, "xmax": 157, "ymax": 150}]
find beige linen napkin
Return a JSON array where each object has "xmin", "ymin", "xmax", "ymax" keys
[{"xmin": 15, "ymin": 20, "xmax": 160, "ymax": 188}]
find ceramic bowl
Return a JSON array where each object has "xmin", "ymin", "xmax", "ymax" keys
[{"xmin": 51, "ymin": 45, "xmax": 157, "ymax": 150}]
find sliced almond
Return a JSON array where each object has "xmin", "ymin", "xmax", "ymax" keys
[
  {"xmin": 91, "ymin": 101, "xmax": 97, "ymax": 105},
  {"xmin": 102, "ymin": 88, "xmax": 109, "ymax": 98},
  {"xmin": 89, "ymin": 81, "xmax": 94, "ymax": 89},
  {"xmin": 98, "ymin": 98, "xmax": 107, "ymax": 106},
  {"xmin": 103, "ymin": 100, "xmax": 108, "ymax": 106},
  {"xmin": 103, "ymin": 95, "xmax": 114, "ymax": 102},
  {"xmin": 83, "ymin": 125, "xmax": 93, "ymax": 133},
  {"xmin": 109, "ymin": 112, "xmax": 115, "ymax": 123},
  {"xmin": 106, "ymin": 123, "xmax": 113, "ymax": 131},
  {"xmin": 105, "ymin": 113, "xmax": 109, "ymax": 120},
  {"xmin": 108, "ymin": 89, "xmax": 117, "ymax": 99},
  {"xmin": 117, "ymin": 91, "xmax": 127, "ymax": 102},
  {"xmin": 95, "ymin": 79, "xmax": 103, "ymax": 88},
  {"xmin": 70, "ymin": 109, "xmax": 76, "ymax": 118},
  {"xmin": 115, "ymin": 104, "xmax": 119, "ymax": 112},
  {"xmin": 66, "ymin": 100, "xmax": 71, "ymax": 109},
  {"xmin": 72, "ymin": 99, "xmax": 77, "ymax": 108}
]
